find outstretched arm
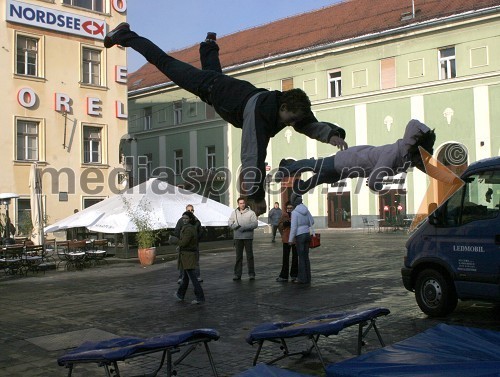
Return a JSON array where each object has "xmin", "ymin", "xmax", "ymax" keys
[
  {"xmin": 293, "ymin": 113, "xmax": 348, "ymax": 150},
  {"xmin": 329, "ymin": 134, "xmax": 348, "ymax": 150}
]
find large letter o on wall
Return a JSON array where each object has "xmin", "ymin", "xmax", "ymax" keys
[
  {"xmin": 112, "ymin": 0, "xmax": 127, "ymax": 12},
  {"xmin": 18, "ymin": 88, "xmax": 37, "ymax": 108}
]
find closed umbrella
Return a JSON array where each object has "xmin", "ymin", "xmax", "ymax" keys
[{"xmin": 29, "ymin": 163, "xmax": 44, "ymax": 245}]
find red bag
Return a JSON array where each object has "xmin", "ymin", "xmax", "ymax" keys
[{"xmin": 309, "ymin": 233, "xmax": 321, "ymax": 248}]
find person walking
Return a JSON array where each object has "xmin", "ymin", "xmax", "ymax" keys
[
  {"xmin": 104, "ymin": 23, "xmax": 347, "ymax": 216},
  {"xmin": 228, "ymin": 197, "xmax": 258, "ymax": 280},
  {"xmin": 268, "ymin": 202, "xmax": 282, "ymax": 242},
  {"xmin": 172, "ymin": 204, "xmax": 203, "ymax": 284},
  {"xmin": 288, "ymin": 194, "xmax": 314, "ymax": 284},
  {"xmin": 172, "ymin": 211, "xmax": 205, "ymax": 304},
  {"xmin": 276, "ymin": 202, "xmax": 298, "ymax": 282}
]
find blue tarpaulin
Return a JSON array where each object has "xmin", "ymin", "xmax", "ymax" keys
[{"xmin": 327, "ymin": 324, "xmax": 500, "ymax": 377}]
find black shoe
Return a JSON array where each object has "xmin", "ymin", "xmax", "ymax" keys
[
  {"xmin": 104, "ymin": 22, "xmax": 130, "ymax": 48},
  {"xmin": 279, "ymin": 158, "xmax": 295, "ymax": 170},
  {"xmin": 275, "ymin": 159, "xmax": 294, "ymax": 183}
]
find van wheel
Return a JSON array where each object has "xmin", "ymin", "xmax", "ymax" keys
[{"xmin": 415, "ymin": 269, "xmax": 457, "ymax": 317}]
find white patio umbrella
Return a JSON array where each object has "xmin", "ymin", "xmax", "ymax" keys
[
  {"xmin": 45, "ymin": 178, "xmax": 264, "ymax": 234},
  {"xmin": 29, "ymin": 163, "xmax": 44, "ymax": 245}
]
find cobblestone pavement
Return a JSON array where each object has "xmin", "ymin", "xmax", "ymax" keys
[{"xmin": 1, "ymin": 230, "xmax": 499, "ymax": 376}]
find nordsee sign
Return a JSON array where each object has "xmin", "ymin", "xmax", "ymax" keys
[{"xmin": 6, "ymin": 0, "xmax": 106, "ymax": 40}]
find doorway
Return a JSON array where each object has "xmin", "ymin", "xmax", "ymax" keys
[
  {"xmin": 327, "ymin": 192, "xmax": 351, "ymax": 228},
  {"xmin": 378, "ymin": 190, "xmax": 407, "ymax": 227}
]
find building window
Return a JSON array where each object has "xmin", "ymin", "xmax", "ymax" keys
[
  {"xmin": 144, "ymin": 107, "xmax": 152, "ymax": 130},
  {"xmin": 328, "ymin": 70, "xmax": 342, "ymax": 98},
  {"xmin": 380, "ymin": 58, "xmax": 396, "ymax": 89},
  {"xmin": 82, "ymin": 47, "xmax": 101, "ymax": 85},
  {"xmin": 439, "ymin": 47, "xmax": 456, "ymax": 80},
  {"xmin": 63, "ymin": 0, "xmax": 103, "ymax": 12},
  {"xmin": 138, "ymin": 155, "xmax": 151, "ymax": 183},
  {"xmin": 16, "ymin": 35, "xmax": 39, "ymax": 77},
  {"xmin": 83, "ymin": 126, "xmax": 101, "ymax": 163},
  {"xmin": 174, "ymin": 149, "xmax": 183, "ymax": 175},
  {"xmin": 158, "ymin": 108, "xmax": 167, "ymax": 123},
  {"xmin": 189, "ymin": 103, "xmax": 197, "ymax": 117},
  {"xmin": 206, "ymin": 146, "xmax": 216, "ymax": 170},
  {"xmin": 83, "ymin": 197, "xmax": 104, "ymax": 209},
  {"xmin": 16, "ymin": 198, "xmax": 31, "ymax": 236},
  {"xmin": 206, "ymin": 103, "xmax": 216, "ymax": 120},
  {"xmin": 281, "ymin": 78, "xmax": 293, "ymax": 91},
  {"xmin": 16, "ymin": 120, "xmax": 39, "ymax": 161},
  {"xmin": 173, "ymin": 101, "xmax": 183, "ymax": 125},
  {"xmin": 130, "ymin": 114, "xmax": 138, "ymax": 129}
]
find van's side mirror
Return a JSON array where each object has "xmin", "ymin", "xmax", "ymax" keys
[
  {"xmin": 428, "ymin": 211, "xmax": 439, "ymax": 226},
  {"xmin": 428, "ymin": 202, "xmax": 439, "ymax": 226}
]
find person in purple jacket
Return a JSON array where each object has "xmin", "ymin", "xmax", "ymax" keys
[
  {"xmin": 288, "ymin": 194, "xmax": 314, "ymax": 284},
  {"xmin": 104, "ymin": 23, "xmax": 347, "ymax": 215},
  {"xmin": 278, "ymin": 119, "xmax": 437, "ymax": 195}
]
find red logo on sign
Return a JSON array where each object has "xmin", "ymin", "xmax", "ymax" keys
[{"xmin": 82, "ymin": 21, "xmax": 105, "ymax": 36}]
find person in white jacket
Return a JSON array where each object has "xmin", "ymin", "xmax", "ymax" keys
[
  {"xmin": 288, "ymin": 194, "xmax": 314, "ymax": 284},
  {"xmin": 228, "ymin": 197, "xmax": 258, "ymax": 281},
  {"xmin": 278, "ymin": 119, "xmax": 436, "ymax": 194}
]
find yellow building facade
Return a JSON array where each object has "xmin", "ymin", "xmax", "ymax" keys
[{"xmin": 1, "ymin": 0, "xmax": 128, "ymax": 239}]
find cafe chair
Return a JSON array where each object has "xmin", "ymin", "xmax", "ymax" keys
[
  {"xmin": 362, "ymin": 217, "xmax": 375, "ymax": 233},
  {"xmin": 0, "ymin": 244, "xmax": 25, "ymax": 275},
  {"xmin": 86, "ymin": 239, "xmax": 108, "ymax": 266}
]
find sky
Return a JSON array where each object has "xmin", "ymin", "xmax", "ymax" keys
[{"xmin": 125, "ymin": 0, "xmax": 343, "ymax": 73}]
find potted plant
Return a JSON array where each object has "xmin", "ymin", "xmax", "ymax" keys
[{"xmin": 123, "ymin": 198, "xmax": 158, "ymax": 266}]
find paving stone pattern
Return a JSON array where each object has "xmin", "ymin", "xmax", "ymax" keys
[{"xmin": 1, "ymin": 230, "xmax": 499, "ymax": 376}]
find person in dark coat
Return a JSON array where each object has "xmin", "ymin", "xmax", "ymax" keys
[
  {"xmin": 268, "ymin": 202, "xmax": 282, "ymax": 242},
  {"xmin": 172, "ymin": 211, "xmax": 205, "ymax": 304},
  {"xmin": 276, "ymin": 202, "xmax": 298, "ymax": 282},
  {"xmin": 104, "ymin": 23, "xmax": 348, "ymax": 216},
  {"xmin": 172, "ymin": 204, "xmax": 203, "ymax": 284}
]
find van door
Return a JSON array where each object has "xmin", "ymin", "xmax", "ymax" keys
[{"xmin": 445, "ymin": 170, "xmax": 500, "ymax": 299}]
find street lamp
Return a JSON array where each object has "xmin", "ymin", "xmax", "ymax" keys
[{"xmin": 0, "ymin": 193, "xmax": 20, "ymax": 244}]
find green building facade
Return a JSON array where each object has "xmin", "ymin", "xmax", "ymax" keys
[{"xmin": 126, "ymin": 4, "xmax": 500, "ymax": 228}]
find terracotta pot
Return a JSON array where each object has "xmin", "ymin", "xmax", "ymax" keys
[{"xmin": 138, "ymin": 247, "xmax": 156, "ymax": 266}]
